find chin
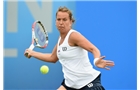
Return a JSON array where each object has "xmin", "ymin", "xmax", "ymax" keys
[{"xmin": 58, "ymin": 28, "xmax": 64, "ymax": 31}]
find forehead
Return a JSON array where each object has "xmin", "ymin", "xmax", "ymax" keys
[{"xmin": 56, "ymin": 12, "xmax": 69, "ymax": 18}]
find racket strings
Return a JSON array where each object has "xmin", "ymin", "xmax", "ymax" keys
[
  {"xmin": 33, "ymin": 21, "xmax": 48, "ymax": 48},
  {"xmin": 37, "ymin": 21, "xmax": 48, "ymax": 41}
]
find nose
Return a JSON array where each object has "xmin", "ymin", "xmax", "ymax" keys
[{"xmin": 60, "ymin": 20, "xmax": 63, "ymax": 25}]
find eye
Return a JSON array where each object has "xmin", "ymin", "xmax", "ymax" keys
[
  {"xmin": 57, "ymin": 18, "xmax": 61, "ymax": 21},
  {"xmin": 63, "ymin": 18, "xmax": 67, "ymax": 21}
]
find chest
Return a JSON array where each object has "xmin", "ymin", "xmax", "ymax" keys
[
  {"xmin": 57, "ymin": 44, "xmax": 86, "ymax": 59},
  {"xmin": 59, "ymin": 37, "xmax": 75, "ymax": 47}
]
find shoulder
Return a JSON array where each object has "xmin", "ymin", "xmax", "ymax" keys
[
  {"xmin": 70, "ymin": 29, "xmax": 81, "ymax": 36},
  {"xmin": 70, "ymin": 29, "xmax": 80, "ymax": 33},
  {"xmin": 69, "ymin": 29, "xmax": 83, "ymax": 41},
  {"xmin": 69, "ymin": 29, "xmax": 89, "ymax": 46}
]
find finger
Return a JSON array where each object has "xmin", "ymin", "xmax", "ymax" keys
[
  {"xmin": 106, "ymin": 63, "xmax": 115, "ymax": 67},
  {"xmin": 24, "ymin": 53, "xmax": 29, "ymax": 58},
  {"xmin": 105, "ymin": 67, "xmax": 110, "ymax": 70},
  {"xmin": 106, "ymin": 64, "xmax": 114, "ymax": 67},
  {"xmin": 24, "ymin": 49, "xmax": 29, "ymax": 54},
  {"xmin": 24, "ymin": 53, "xmax": 31, "ymax": 59},
  {"xmin": 28, "ymin": 55, "xmax": 31, "ymax": 58},
  {"xmin": 106, "ymin": 61, "xmax": 114, "ymax": 64},
  {"xmin": 106, "ymin": 60, "xmax": 114, "ymax": 62},
  {"xmin": 105, "ymin": 60, "xmax": 114, "ymax": 64},
  {"xmin": 24, "ymin": 51, "xmax": 30, "ymax": 58},
  {"xmin": 100, "ymin": 56, "xmax": 106, "ymax": 59},
  {"xmin": 106, "ymin": 61, "xmax": 115, "ymax": 65},
  {"xmin": 25, "ymin": 53, "xmax": 28, "ymax": 57},
  {"xmin": 97, "ymin": 56, "xmax": 105, "ymax": 62}
]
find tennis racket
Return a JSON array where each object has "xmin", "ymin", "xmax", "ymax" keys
[{"xmin": 25, "ymin": 20, "xmax": 48, "ymax": 58}]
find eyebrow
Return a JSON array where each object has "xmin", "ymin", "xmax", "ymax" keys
[{"xmin": 57, "ymin": 17, "xmax": 68, "ymax": 19}]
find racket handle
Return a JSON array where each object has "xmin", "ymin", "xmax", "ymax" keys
[
  {"xmin": 25, "ymin": 44, "xmax": 34, "ymax": 58},
  {"xmin": 29, "ymin": 44, "xmax": 35, "ymax": 50},
  {"xmin": 25, "ymin": 53, "xmax": 31, "ymax": 58}
]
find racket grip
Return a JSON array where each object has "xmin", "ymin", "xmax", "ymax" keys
[
  {"xmin": 25, "ymin": 44, "xmax": 34, "ymax": 58},
  {"xmin": 25, "ymin": 53, "xmax": 31, "ymax": 58}
]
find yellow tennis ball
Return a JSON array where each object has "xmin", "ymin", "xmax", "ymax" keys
[{"xmin": 40, "ymin": 65, "xmax": 49, "ymax": 74}]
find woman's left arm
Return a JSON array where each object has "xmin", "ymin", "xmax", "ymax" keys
[{"xmin": 69, "ymin": 32, "xmax": 115, "ymax": 70}]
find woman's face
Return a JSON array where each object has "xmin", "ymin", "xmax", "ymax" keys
[{"xmin": 56, "ymin": 11, "xmax": 72, "ymax": 33}]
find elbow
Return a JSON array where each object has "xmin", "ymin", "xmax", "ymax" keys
[
  {"xmin": 51, "ymin": 59, "xmax": 58, "ymax": 63},
  {"xmin": 52, "ymin": 61, "xmax": 57, "ymax": 63}
]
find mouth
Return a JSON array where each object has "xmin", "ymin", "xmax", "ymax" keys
[{"xmin": 59, "ymin": 27, "xmax": 64, "ymax": 29}]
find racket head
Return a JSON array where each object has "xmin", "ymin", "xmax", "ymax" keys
[{"xmin": 32, "ymin": 20, "xmax": 48, "ymax": 48}]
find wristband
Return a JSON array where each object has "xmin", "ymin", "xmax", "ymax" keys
[{"xmin": 94, "ymin": 58, "xmax": 99, "ymax": 66}]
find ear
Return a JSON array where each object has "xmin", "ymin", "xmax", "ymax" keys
[{"xmin": 70, "ymin": 21, "xmax": 72, "ymax": 27}]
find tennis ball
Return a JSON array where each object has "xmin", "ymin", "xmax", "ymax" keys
[{"xmin": 40, "ymin": 65, "xmax": 49, "ymax": 74}]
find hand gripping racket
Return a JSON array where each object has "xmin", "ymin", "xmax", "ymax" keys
[{"xmin": 25, "ymin": 20, "xmax": 48, "ymax": 58}]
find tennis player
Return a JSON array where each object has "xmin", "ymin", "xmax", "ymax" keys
[{"xmin": 24, "ymin": 6, "xmax": 115, "ymax": 90}]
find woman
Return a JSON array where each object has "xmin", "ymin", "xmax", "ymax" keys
[{"xmin": 24, "ymin": 6, "xmax": 115, "ymax": 90}]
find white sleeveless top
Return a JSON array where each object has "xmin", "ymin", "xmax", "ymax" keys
[{"xmin": 57, "ymin": 29, "xmax": 100, "ymax": 89}]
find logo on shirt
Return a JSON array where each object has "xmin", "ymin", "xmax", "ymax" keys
[
  {"xmin": 62, "ymin": 47, "xmax": 67, "ymax": 51},
  {"xmin": 58, "ymin": 50, "xmax": 60, "ymax": 52}
]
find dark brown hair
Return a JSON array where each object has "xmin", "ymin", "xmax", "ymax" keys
[{"xmin": 56, "ymin": 6, "xmax": 75, "ymax": 23}]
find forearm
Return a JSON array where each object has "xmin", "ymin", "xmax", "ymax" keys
[
  {"xmin": 31, "ymin": 51, "xmax": 54, "ymax": 63},
  {"xmin": 92, "ymin": 48, "xmax": 101, "ymax": 66},
  {"xmin": 92, "ymin": 48, "xmax": 101, "ymax": 58}
]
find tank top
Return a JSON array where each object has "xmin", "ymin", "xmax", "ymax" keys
[{"xmin": 57, "ymin": 29, "xmax": 100, "ymax": 89}]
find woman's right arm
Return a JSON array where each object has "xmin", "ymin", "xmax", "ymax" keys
[{"xmin": 24, "ymin": 45, "xmax": 59, "ymax": 63}]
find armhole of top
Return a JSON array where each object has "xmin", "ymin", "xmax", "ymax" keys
[{"xmin": 65, "ymin": 30, "xmax": 77, "ymax": 46}]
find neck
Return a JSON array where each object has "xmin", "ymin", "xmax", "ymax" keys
[{"xmin": 60, "ymin": 29, "xmax": 71, "ymax": 39}]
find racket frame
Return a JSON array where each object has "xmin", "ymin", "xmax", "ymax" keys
[{"xmin": 25, "ymin": 20, "xmax": 48, "ymax": 58}]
